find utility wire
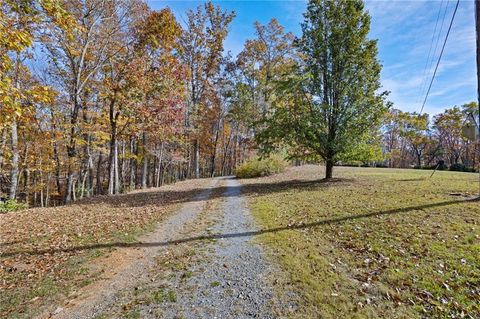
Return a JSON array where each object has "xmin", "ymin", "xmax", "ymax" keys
[
  {"xmin": 416, "ymin": 0, "xmax": 444, "ymax": 106},
  {"xmin": 419, "ymin": 0, "xmax": 460, "ymax": 115}
]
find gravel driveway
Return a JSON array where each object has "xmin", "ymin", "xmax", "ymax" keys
[
  {"xmin": 158, "ymin": 177, "xmax": 280, "ymax": 318},
  {"xmin": 48, "ymin": 177, "xmax": 291, "ymax": 319}
]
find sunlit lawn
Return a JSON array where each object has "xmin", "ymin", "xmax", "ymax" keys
[{"xmin": 241, "ymin": 165, "xmax": 479, "ymax": 319}]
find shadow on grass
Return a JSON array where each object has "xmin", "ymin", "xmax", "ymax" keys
[
  {"xmin": 69, "ymin": 176, "xmax": 351, "ymax": 209},
  {"xmin": 2, "ymin": 196, "xmax": 477, "ymax": 257},
  {"xmin": 396, "ymin": 178, "xmax": 427, "ymax": 182}
]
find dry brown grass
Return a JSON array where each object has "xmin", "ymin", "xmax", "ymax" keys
[{"xmin": 0, "ymin": 178, "xmax": 211, "ymax": 318}]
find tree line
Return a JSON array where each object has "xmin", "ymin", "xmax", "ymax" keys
[
  {"xmin": 1, "ymin": 0, "xmax": 477, "ymax": 208},
  {"xmin": 0, "ymin": 0, "xmax": 299, "ymax": 206},
  {"xmin": 382, "ymin": 103, "xmax": 479, "ymax": 170}
]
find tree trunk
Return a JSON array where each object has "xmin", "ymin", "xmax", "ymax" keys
[
  {"xmin": 155, "ymin": 142, "xmax": 164, "ymax": 187},
  {"xmin": 114, "ymin": 140, "xmax": 119, "ymax": 193},
  {"xmin": 0, "ymin": 128, "xmax": 7, "ymax": 169},
  {"xmin": 9, "ymin": 119, "xmax": 19, "ymax": 199},
  {"xmin": 142, "ymin": 133, "xmax": 148, "ymax": 189},
  {"xmin": 129, "ymin": 138, "xmax": 136, "ymax": 191},
  {"xmin": 65, "ymin": 168, "xmax": 75, "ymax": 203},
  {"xmin": 96, "ymin": 154, "xmax": 103, "ymax": 195},
  {"xmin": 193, "ymin": 139, "xmax": 200, "ymax": 178},
  {"xmin": 325, "ymin": 159, "xmax": 334, "ymax": 179},
  {"xmin": 108, "ymin": 122, "xmax": 118, "ymax": 195}
]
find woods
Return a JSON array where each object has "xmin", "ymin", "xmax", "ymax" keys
[
  {"xmin": 0, "ymin": 0, "xmax": 262, "ymax": 206},
  {"xmin": 383, "ymin": 104, "xmax": 479, "ymax": 170},
  {"xmin": 1, "ymin": 0, "xmax": 479, "ymax": 208}
]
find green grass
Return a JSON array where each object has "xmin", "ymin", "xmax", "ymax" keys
[
  {"xmin": 124, "ymin": 309, "xmax": 141, "ymax": 319},
  {"xmin": 244, "ymin": 166, "xmax": 480, "ymax": 318},
  {"xmin": 149, "ymin": 288, "xmax": 177, "ymax": 303}
]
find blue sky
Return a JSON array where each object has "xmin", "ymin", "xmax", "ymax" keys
[{"xmin": 148, "ymin": 0, "xmax": 476, "ymax": 116}]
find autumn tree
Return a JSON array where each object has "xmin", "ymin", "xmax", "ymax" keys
[
  {"xmin": 133, "ymin": 7, "xmax": 185, "ymax": 188},
  {"xmin": 44, "ymin": 0, "xmax": 128, "ymax": 202},
  {"xmin": 179, "ymin": 2, "xmax": 235, "ymax": 178},
  {"xmin": 237, "ymin": 19, "xmax": 295, "ymax": 118},
  {"xmin": 433, "ymin": 107, "xmax": 464, "ymax": 166},
  {"xmin": 0, "ymin": 0, "xmax": 71, "ymax": 199},
  {"xmin": 398, "ymin": 112, "xmax": 430, "ymax": 167}
]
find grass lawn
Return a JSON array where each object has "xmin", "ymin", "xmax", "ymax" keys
[{"xmin": 241, "ymin": 165, "xmax": 479, "ymax": 319}]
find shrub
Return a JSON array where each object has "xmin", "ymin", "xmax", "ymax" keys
[
  {"xmin": 0, "ymin": 199, "xmax": 28, "ymax": 213},
  {"xmin": 235, "ymin": 156, "xmax": 287, "ymax": 178},
  {"xmin": 413, "ymin": 162, "xmax": 448, "ymax": 170},
  {"xmin": 449, "ymin": 163, "xmax": 476, "ymax": 173}
]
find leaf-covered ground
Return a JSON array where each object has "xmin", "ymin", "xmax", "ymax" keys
[
  {"xmin": 0, "ymin": 178, "xmax": 211, "ymax": 318},
  {"xmin": 240, "ymin": 165, "xmax": 479, "ymax": 319}
]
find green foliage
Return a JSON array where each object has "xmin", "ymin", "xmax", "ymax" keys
[
  {"xmin": 0, "ymin": 199, "xmax": 28, "ymax": 213},
  {"xmin": 235, "ymin": 156, "xmax": 287, "ymax": 178},
  {"xmin": 340, "ymin": 135, "xmax": 385, "ymax": 164},
  {"xmin": 257, "ymin": 0, "xmax": 388, "ymax": 178},
  {"xmin": 149, "ymin": 289, "xmax": 177, "ymax": 303}
]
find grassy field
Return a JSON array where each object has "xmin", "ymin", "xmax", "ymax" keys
[{"xmin": 241, "ymin": 165, "xmax": 479, "ymax": 319}]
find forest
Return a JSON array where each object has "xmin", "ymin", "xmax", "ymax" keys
[{"xmin": 0, "ymin": 0, "xmax": 478, "ymax": 208}]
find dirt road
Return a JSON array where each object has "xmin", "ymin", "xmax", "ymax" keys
[{"xmin": 47, "ymin": 177, "xmax": 290, "ymax": 319}]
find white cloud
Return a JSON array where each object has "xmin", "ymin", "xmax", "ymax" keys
[{"xmin": 368, "ymin": 0, "xmax": 476, "ymax": 115}]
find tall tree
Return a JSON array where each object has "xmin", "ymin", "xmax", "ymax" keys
[
  {"xmin": 0, "ymin": 0, "xmax": 71, "ymax": 199},
  {"xmin": 258, "ymin": 0, "xmax": 388, "ymax": 179},
  {"xmin": 44, "ymin": 0, "xmax": 124, "ymax": 202},
  {"xmin": 399, "ymin": 112, "xmax": 430, "ymax": 167},
  {"xmin": 179, "ymin": 2, "xmax": 235, "ymax": 178},
  {"xmin": 433, "ymin": 107, "xmax": 463, "ymax": 165},
  {"xmin": 237, "ymin": 19, "xmax": 295, "ymax": 118}
]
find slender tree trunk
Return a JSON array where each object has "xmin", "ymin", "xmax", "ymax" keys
[
  {"xmin": 221, "ymin": 131, "xmax": 232, "ymax": 176},
  {"xmin": 210, "ymin": 120, "xmax": 221, "ymax": 177},
  {"xmin": 120, "ymin": 140, "xmax": 126, "ymax": 189},
  {"xmin": 193, "ymin": 139, "xmax": 200, "ymax": 178},
  {"xmin": 65, "ymin": 165, "xmax": 75, "ymax": 203},
  {"xmin": 129, "ymin": 138, "xmax": 136, "ymax": 190},
  {"xmin": 96, "ymin": 153, "xmax": 103, "ymax": 195},
  {"xmin": 114, "ymin": 140, "xmax": 119, "ymax": 193},
  {"xmin": 51, "ymin": 118, "xmax": 62, "ymax": 195},
  {"xmin": 9, "ymin": 52, "xmax": 21, "ymax": 200},
  {"xmin": 155, "ymin": 142, "xmax": 164, "ymax": 187},
  {"xmin": 80, "ymin": 170, "xmax": 87, "ymax": 199},
  {"xmin": 9, "ymin": 119, "xmax": 19, "ymax": 199},
  {"xmin": 108, "ymin": 123, "xmax": 118, "ymax": 195},
  {"xmin": 0, "ymin": 128, "xmax": 7, "ymax": 169},
  {"xmin": 87, "ymin": 147, "xmax": 94, "ymax": 196},
  {"xmin": 142, "ymin": 133, "xmax": 148, "ymax": 189}
]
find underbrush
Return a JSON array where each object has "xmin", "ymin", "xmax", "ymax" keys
[
  {"xmin": 0, "ymin": 199, "xmax": 28, "ymax": 213},
  {"xmin": 235, "ymin": 156, "xmax": 287, "ymax": 178}
]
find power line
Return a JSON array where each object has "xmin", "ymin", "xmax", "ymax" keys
[
  {"xmin": 419, "ymin": 0, "xmax": 460, "ymax": 115},
  {"xmin": 416, "ymin": 0, "xmax": 445, "ymax": 106}
]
